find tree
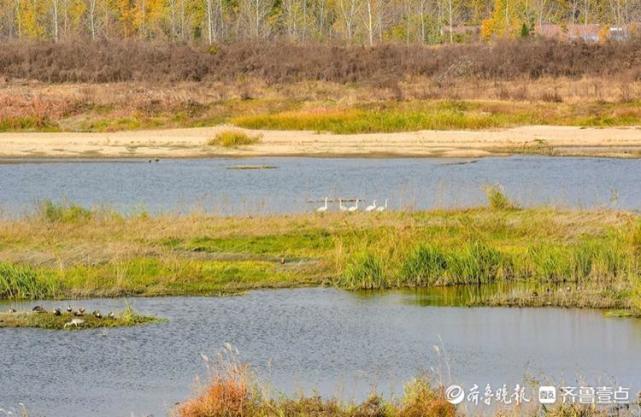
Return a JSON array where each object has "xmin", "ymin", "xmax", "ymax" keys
[{"xmin": 481, "ymin": 0, "xmax": 525, "ymax": 39}]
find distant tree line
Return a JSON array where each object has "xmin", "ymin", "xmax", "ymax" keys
[{"xmin": 1, "ymin": 0, "xmax": 640, "ymax": 44}]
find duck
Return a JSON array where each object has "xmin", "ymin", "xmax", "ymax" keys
[
  {"xmin": 108, "ymin": 312, "xmax": 116, "ymax": 319},
  {"xmin": 66, "ymin": 305, "xmax": 73, "ymax": 313},
  {"xmin": 53, "ymin": 308, "xmax": 62, "ymax": 316},
  {"xmin": 8, "ymin": 308, "xmax": 16, "ymax": 313},
  {"xmin": 32, "ymin": 305, "xmax": 46, "ymax": 313},
  {"xmin": 92, "ymin": 310, "xmax": 102, "ymax": 319}
]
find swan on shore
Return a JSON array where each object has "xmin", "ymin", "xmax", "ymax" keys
[
  {"xmin": 365, "ymin": 200, "xmax": 377, "ymax": 212},
  {"xmin": 376, "ymin": 199, "xmax": 388, "ymax": 212},
  {"xmin": 64, "ymin": 318, "xmax": 85, "ymax": 328},
  {"xmin": 316, "ymin": 197, "xmax": 328, "ymax": 213}
]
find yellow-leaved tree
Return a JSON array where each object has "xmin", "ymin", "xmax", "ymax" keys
[{"xmin": 481, "ymin": 0, "xmax": 526, "ymax": 40}]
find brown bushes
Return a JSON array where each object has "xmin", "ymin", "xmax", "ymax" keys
[
  {"xmin": 178, "ymin": 373, "xmax": 249, "ymax": 417},
  {"xmin": 2, "ymin": 38, "xmax": 641, "ymax": 85},
  {"xmin": 177, "ymin": 356, "xmax": 457, "ymax": 417}
]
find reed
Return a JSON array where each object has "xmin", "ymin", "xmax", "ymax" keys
[
  {"xmin": 485, "ymin": 185, "xmax": 517, "ymax": 210},
  {"xmin": 399, "ymin": 244, "xmax": 448, "ymax": 287},
  {"xmin": 0, "ymin": 263, "xmax": 58, "ymax": 299}
]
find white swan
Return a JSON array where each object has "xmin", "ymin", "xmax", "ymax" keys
[
  {"xmin": 64, "ymin": 318, "xmax": 85, "ymax": 329},
  {"xmin": 376, "ymin": 199, "xmax": 388, "ymax": 212},
  {"xmin": 348, "ymin": 200, "xmax": 359, "ymax": 212},
  {"xmin": 316, "ymin": 197, "xmax": 328, "ymax": 213},
  {"xmin": 339, "ymin": 199, "xmax": 348, "ymax": 212},
  {"xmin": 365, "ymin": 200, "xmax": 377, "ymax": 212}
]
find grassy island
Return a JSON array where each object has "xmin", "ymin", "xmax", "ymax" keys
[
  {"xmin": 0, "ymin": 195, "xmax": 640, "ymax": 314},
  {"xmin": 0, "ymin": 306, "xmax": 159, "ymax": 330}
]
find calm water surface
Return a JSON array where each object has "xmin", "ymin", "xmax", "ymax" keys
[
  {"xmin": 1, "ymin": 156, "xmax": 640, "ymax": 215},
  {"xmin": 1, "ymin": 288, "xmax": 641, "ymax": 417}
]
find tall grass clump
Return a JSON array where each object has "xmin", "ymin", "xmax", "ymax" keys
[
  {"xmin": 522, "ymin": 245, "xmax": 572, "ymax": 281},
  {"xmin": 38, "ymin": 200, "xmax": 92, "ymax": 223},
  {"xmin": 400, "ymin": 244, "xmax": 448, "ymax": 286},
  {"xmin": 446, "ymin": 241, "xmax": 510, "ymax": 285},
  {"xmin": 208, "ymin": 130, "xmax": 260, "ymax": 147},
  {"xmin": 339, "ymin": 252, "xmax": 386, "ymax": 289},
  {"xmin": 485, "ymin": 185, "xmax": 517, "ymax": 210},
  {"xmin": 0, "ymin": 263, "xmax": 58, "ymax": 299}
]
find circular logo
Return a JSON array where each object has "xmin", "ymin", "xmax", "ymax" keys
[{"xmin": 445, "ymin": 385, "xmax": 465, "ymax": 405}]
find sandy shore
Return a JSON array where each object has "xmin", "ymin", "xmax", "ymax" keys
[{"xmin": 2, "ymin": 125, "xmax": 641, "ymax": 159}]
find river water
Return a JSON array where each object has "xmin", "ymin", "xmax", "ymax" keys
[
  {"xmin": 1, "ymin": 288, "xmax": 640, "ymax": 417},
  {"xmin": 1, "ymin": 156, "xmax": 640, "ymax": 215}
]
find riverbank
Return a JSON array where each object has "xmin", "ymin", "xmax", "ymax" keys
[
  {"xmin": 2, "ymin": 124, "xmax": 641, "ymax": 159},
  {"xmin": 1, "ymin": 200, "xmax": 639, "ymax": 312}
]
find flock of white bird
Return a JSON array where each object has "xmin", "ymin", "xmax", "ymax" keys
[{"xmin": 316, "ymin": 197, "xmax": 388, "ymax": 213}]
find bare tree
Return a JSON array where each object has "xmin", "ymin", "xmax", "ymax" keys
[
  {"xmin": 51, "ymin": 0, "xmax": 59, "ymax": 41},
  {"xmin": 88, "ymin": 0, "xmax": 96, "ymax": 40},
  {"xmin": 338, "ymin": 0, "xmax": 358, "ymax": 41},
  {"xmin": 206, "ymin": 0, "xmax": 213, "ymax": 43}
]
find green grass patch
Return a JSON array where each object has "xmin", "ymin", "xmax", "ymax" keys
[{"xmin": 232, "ymin": 101, "xmax": 539, "ymax": 133}]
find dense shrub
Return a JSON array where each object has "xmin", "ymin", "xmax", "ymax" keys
[{"xmin": 2, "ymin": 38, "xmax": 641, "ymax": 85}]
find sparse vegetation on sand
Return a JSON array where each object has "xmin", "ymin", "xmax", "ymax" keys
[
  {"xmin": 208, "ymin": 130, "xmax": 260, "ymax": 147},
  {"xmin": 0, "ymin": 306, "xmax": 158, "ymax": 330},
  {"xmin": 1, "ymin": 199, "xmax": 640, "ymax": 313}
]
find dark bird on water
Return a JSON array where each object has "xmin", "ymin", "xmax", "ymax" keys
[
  {"xmin": 92, "ymin": 311, "xmax": 102, "ymax": 319},
  {"xmin": 32, "ymin": 305, "xmax": 46, "ymax": 313},
  {"xmin": 66, "ymin": 305, "xmax": 73, "ymax": 313},
  {"xmin": 53, "ymin": 308, "xmax": 62, "ymax": 316}
]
